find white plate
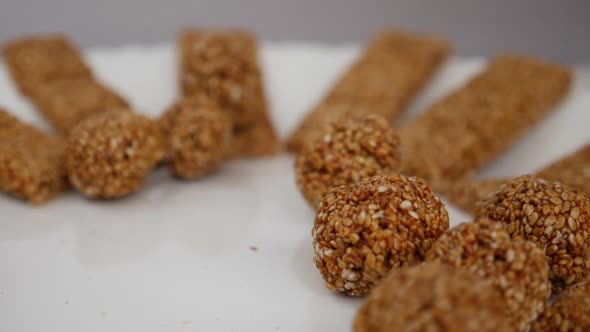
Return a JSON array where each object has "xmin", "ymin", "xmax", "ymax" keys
[{"xmin": 0, "ymin": 42, "xmax": 588, "ymax": 332}]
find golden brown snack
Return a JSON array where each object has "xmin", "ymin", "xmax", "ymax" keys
[
  {"xmin": 536, "ymin": 144, "xmax": 590, "ymax": 195},
  {"xmin": 287, "ymin": 29, "xmax": 450, "ymax": 152},
  {"xmin": 2, "ymin": 35, "xmax": 92, "ymax": 96},
  {"xmin": 179, "ymin": 29, "xmax": 278, "ymax": 157},
  {"xmin": 353, "ymin": 262, "xmax": 514, "ymax": 332},
  {"xmin": 295, "ymin": 114, "xmax": 401, "ymax": 209},
  {"xmin": 29, "ymin": 78, "xmax": 129, "ymax": 134},
  {"xmin": 66, "ymin": 111, "xmax": 165, "ymax": 199},
  {"xmin": 443, "ymin": 178, "xmax": 508, "ymax": 213},
  {"xmin": 312, "ymin": 174, "xmax": 449, "ymax": 296},
  {"xmin": 227, "ymin": 117, "xmax": 278, "ymax": 158},
  {"xmin": 160, "ymin": 96, "xmax": 231, "ymax": 179},
  {"xmin": 400, "ymin": 54, "xmax": 571, "ymax": 184},
  {"xmin": 426, "ymin": 219, "xmax": 550, "ymax": 331},
  {"xmin": 444, "ymin": 144, "xmax": 590, "ymax": 214},
  {"xmin": 475, "ymin": 176, "xmax": 590, "ymax": 293},
  {"xmin": 0, "ymin": 109, "xmax": 67, "ymax": 204},
  {"xmin": 531, "ymin": 280, "xmax": 590, "ymax": 332}
]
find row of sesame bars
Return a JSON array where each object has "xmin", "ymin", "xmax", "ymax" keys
[
  {"xmin": 445, "ymin": 144, "xmax": 590, "ymax": 213},
  {"xmin": 399, "ymin": 54, "xmax": 572, "ymax": 187},
  {"xmin": 3, "ymin": 35, "xmax": 129, "ymax": 134},
  {"xmin": 0, "ymin": 109, "xmax": 67, "ymax": 204},
  {"xmin": 286, "ymin": 30, "xmax": 451, "ymax": 152},
  {"xmin": 179, "ymin": 30, "xmax": 279, "ymax": 157}
]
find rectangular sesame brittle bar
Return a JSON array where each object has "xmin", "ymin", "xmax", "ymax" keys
[
  {"xmin": 443, "ymin": 144, "xmax": 590, "ymax": 213},
  {"xmin": 179, "ymin": 29, "xmax": 279, "ymax": 157},
  {"xmin": 400, "ymin": 54, "xmax": 572, "ymax": 184},
  {"xmin": 2, "ymin": 35, "xmax": 93, "ymax": 96},
  {"xmin": 286, "ymin": 29, "xmax": 451, "ymax": 152},
  {"xmin": 30, "ymin": 78, "xmax": 129, "ymax": 134},
  {"xmin": 3, "ymin": 35, "xmax": 130, "ymax": 134},
  {"xmin": 0, "ymin": 109, "xmax": 67, "ymax": 204}
]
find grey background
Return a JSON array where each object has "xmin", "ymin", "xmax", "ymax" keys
[{"xmin": 0, "ymin": 0, "xmax": 588, "ymax": 63}]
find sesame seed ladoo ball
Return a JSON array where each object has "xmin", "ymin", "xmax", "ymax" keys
[
  {"xmin": 312, "ymin": 174, "xmax": 449, "ymax": 296},
  {"xmin": 353, "ymin": 263, "xmax": 514, "ymax": 332},
  {"xmin": 159, "ymin": 97, "xmax": 231, "ymax": 179},
  {"xmin": 66, "ymin": 110, "xmax": 165, "ymax": 198},
  {"xmin": 426, "ymin": 219, "xmax": 550, "ymax": 331},
  {"xmin": 295, "ymin": 113, "xmax": 401, "ymax": 209},
  {"xmin": 475, "ymin": 176, "xmax": 590, "ymax": 293},
  {"xmin": 531, "ymin": 280, "xmax": 590, "ymax": 332}
]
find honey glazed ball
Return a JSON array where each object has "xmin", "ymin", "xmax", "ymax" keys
[
  {"xmin": 159, "ymin": 97, "xmax": 231, "ymax": 179},
  {"xmin": 353, "ymin": 262, "xmax": 515, "ymax": 332},
  {"xmin": 66, "ymin": 110, "xmax": 166, "ymax": 198},
  {"xmin": 312, "ymin": 174, "xmax": 450, "ymax": 296},
  {"xmin": 531, "ymin": 280, "xmax": 590, "ymax": 332},
  {"xmin": 426, "ymin": 219, "xmax": 551, "ymax": 331},
  {"xmin": 295, "ymin": 113, "xmax": 401, "ymax": 209},
  {"xmin": 475, "ymin": 176, "xmax": 590, "ymax": 293}
]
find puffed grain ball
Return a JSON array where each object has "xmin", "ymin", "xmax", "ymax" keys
[
  {"xmin": 312, "ymin": 174, "xmax": 449, "ymax": 296},
  {"xmin": 295, "ymin": 113, "xmax": 401, "ymax": 209},
  {"xmin": 426, "ymin": 219, "xmax": 551, "ymax": 331},
  {"xmin": 66, "ymin": 110, "xmax": 165, "ymax": 198},
  {"xmin": 159, "ymin": 97, "xmax": 231, "ymax": 179},
  {"xmin": 353, "ymin": 262, "xmax": 514, "ymax": 332},
  {"xmin": 531, "ymin": 280, "xmax": 590, "ymax": 332},
  {"xmin": 475, "ymin": 175, "xmax": 590, "ymax": 293}
]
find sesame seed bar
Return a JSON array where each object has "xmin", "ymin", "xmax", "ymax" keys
[
  {"xmin": 286, "ymin": 29, "xmax": 451, "ymax": 152},
  {"xmin": 444, "ymin": 144, "xmax": 590, "ymax": 213},
  {"xmin": 0, "ymin": 108, "xmax": 67, "ymax": 204},
  {"xmin": 2, "ymin": 35, "xmax": 93, "ymax": 96},
  {"xmin": 442, "ymin": 178, "xmax": 507, "ymax": 214},
  {"xmin": 400, "ymin": 54, "xmax": 571, "ymax": 183},
  {"xmin": 535, "ymin": 144, "xmax": 590, "ymax": 195},
  {"xmin": 30, "ymin": 78, "xmax": 129, "ymax": 134},
  {"xmin": 179, "ymin": 29, "xmax": 279, "ymax": 157}
]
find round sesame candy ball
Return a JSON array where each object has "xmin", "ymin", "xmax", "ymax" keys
[
  {"xmin": 353, "ymin": 262, "xmax": 514, "ymax": 332},
  {"xmin": 295, "ymin": 113, "xmax": 401, "ymax": 209},
  {"xmin": 312, "ymin": 174, "xmax": 449, "ymax": 296},
  {"xmin": 159, "ymin": 97, "xmax": 231, "ymax": 179},
  {"xmin": 66, "ymin": 111, "xmax": 165, "ymax": 198},
  {"xmin": 475, "ymin": 176, "xmax": 590, "ymax": 293},
  {"xmin": 426, "ymin": 219, "xmax": 550, "ymax": 331},
  {"xmin": 531, "ymin": 280, "xmax": 590, "ymax": 332}
]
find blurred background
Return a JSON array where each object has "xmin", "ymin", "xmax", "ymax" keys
[{"xmin": 0, "ymin": 0, "xmax": 588, "ymax": 63}]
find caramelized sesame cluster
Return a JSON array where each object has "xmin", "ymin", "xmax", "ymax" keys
[
  {"xmin": 66, "ymin": 111, "xmax": 165, "ymax": 198},
  {"xmin": 312, "ymin": 174, "xmax": 449, "ymax": 296},
  {"xmin": 295, "ymin": 114, "xmax": 401, "ymax": 209},
  {"xmin": 427, "ymin": 219, "xmax": 550, "ymax": 331},
  {"xmin": 475, "ymin": 176, "xmax": 590, "ymax": 293},
  {"xmin": 354, "ymin": 263, "xmax": 514, "ymax": 332},
  {"xmin": 160, "ymin": 96, "xmax": 231, "ymax": 179}
]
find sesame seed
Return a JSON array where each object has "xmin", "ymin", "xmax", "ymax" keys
[
  {"xmin": 400, "ymin": 200, "xmax": 412, "ymax": 210},
  {"xmin": 372, "ymin": 211, "xmax": 384, "ymax": 219}
]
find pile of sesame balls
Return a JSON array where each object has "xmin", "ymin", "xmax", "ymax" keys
[
  {"xmin": 66, "ymin": 94, "xmax": 231, "ymax": 199},
  {"xmin": 294, "ymin": 114, "xmax": 590, "ymax": 331}
]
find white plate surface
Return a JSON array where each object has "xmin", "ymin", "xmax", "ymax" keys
[{"xmin": 0, "ymin": 42, "xmax": 588, "ymax": 331}]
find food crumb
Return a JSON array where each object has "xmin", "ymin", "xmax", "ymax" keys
[{"xmin": 249, "ymin": 246, "xmax": 258, "ymax": 252}]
